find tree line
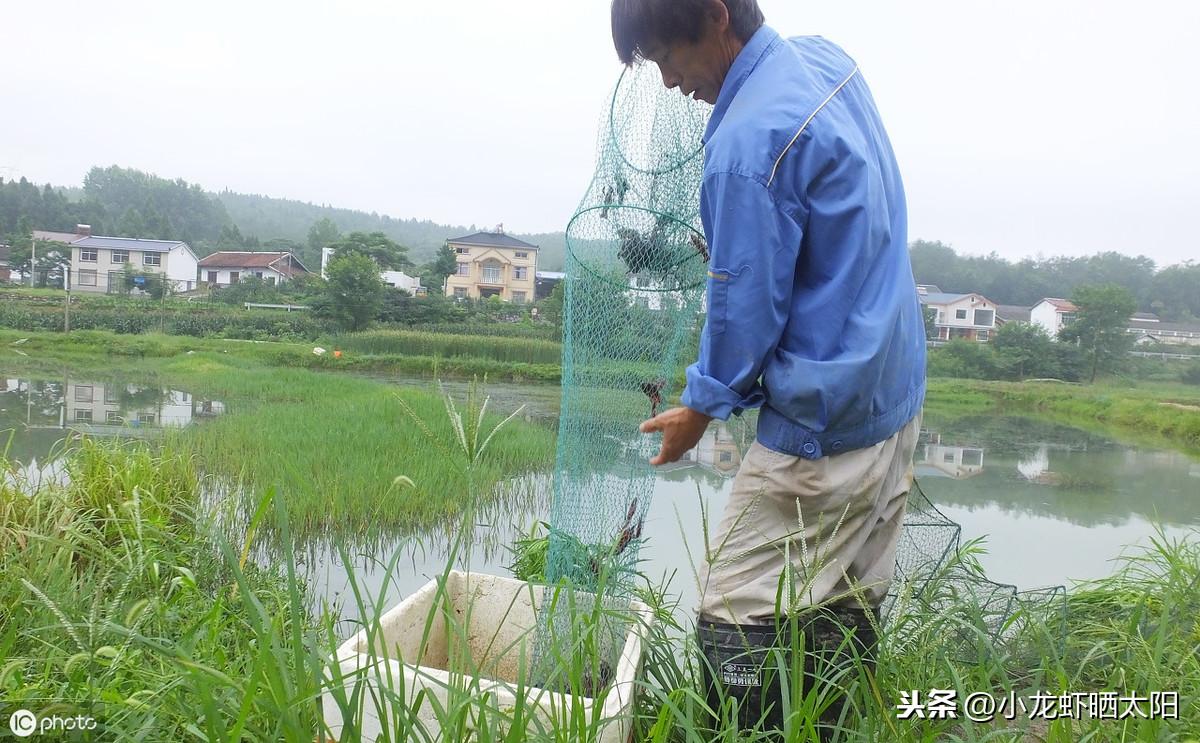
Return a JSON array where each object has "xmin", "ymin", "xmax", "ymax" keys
[
  {"xmin": 4, "ymin": 168, "xmax": 1195, "ymax": 317},
  {"xmin": 911, "ymin": 240, "xmax": 1200, "ymax": 321}
]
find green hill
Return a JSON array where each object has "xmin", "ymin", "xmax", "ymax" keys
[{"xmin": 216, "ymin": 190, "xmax": 567, "ymax": 271}]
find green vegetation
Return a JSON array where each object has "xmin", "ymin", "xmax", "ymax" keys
[
  {"xmin": 1059, "ymin": 284, "xmax": 1138, "ymax": 383},
  {"xmin": 0, "ymin": 322, "xmax": 561, "ymax": 383},
  {"xmin": 0, "ymin": 290, "xmax": 324, "ymax": 340},
  {"xmin": 319, "ymin": 252, "xmax": 386, "ymax": 332},
  {"xmin": 928, "ymin": 335, "xmax": 1198, "ymax": 387},
  {"xmin": 329, "ymin": 329, "xmax": 562, "ymax": 365},
  {"xmin": 326, "ymin": 231, "xmax": 412, "ymax": 271},
  {"xmin": 168, "ymin": 357, "xmax": 555, "ymax": 541},
  {"xmin": 926, "ymin": 378, "xmax": 1200, "ymax": 451},
  {"xmin": 0, "ymin": 285, "xmax": 562, "ymax": 344},
  {"xmin": 3, "ymin": 434, "xmax": 1196, "ymax": 741}
]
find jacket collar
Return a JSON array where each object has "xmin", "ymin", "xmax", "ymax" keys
[{"xmin": 703, "ymin": 25, "xmax": 782, "ymax": 145}]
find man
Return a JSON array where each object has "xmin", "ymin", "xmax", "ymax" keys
[{"xmin": 615, "ymin": 0, "xmax": 926, "ymax": 736}]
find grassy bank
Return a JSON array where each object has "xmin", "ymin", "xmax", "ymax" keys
[
  {"xmin": 927, "ymin": 378, "xmax": 1200, "ymax": 452},
  {"xmin": 2, "ymin": 440, "xmax": 1196, "ymax": 741},
  {"xmin": 325, "ymin": 328, "xmax": 562, "ymax": 365},
  {"xmin": 0, "ymin": 328, "xmax": 561, "ymax": 383}
]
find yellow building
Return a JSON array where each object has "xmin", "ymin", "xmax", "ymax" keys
[{"xmin": 443, "ymin": 231, "xmax": 538, "ymax": 303}]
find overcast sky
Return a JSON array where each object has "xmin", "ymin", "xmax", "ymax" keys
[{"xmin": 3, "ymin": 1, "xmax": 1198, "ymax": 266}]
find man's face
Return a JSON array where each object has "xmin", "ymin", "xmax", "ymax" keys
[{"xmin": 642, "ymin": 24, "xmax": 733, "ymax": 105}]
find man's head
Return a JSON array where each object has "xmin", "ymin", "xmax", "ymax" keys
[{"xmin": 611, "ymin": 0, "xmax": 764, "ymax": 104}]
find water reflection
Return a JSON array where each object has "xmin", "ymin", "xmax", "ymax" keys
[
  {"xmin": 0, "ymin": 375, "xmax": 224, "ymax": 483},
  {"xmin": 916, "ymin": 431, "xmax": 985, "ymax": 479},
  {"xmin": 917, "ymin": 416, "xmax": 1199, "ymax": 528}
]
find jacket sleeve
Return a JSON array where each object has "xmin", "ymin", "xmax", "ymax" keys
[{"xmin": 681, "ymin": 171, "xmax": 804, "ymax": 420}]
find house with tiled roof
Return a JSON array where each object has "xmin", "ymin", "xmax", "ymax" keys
[
  {"xmin": 198, "ymin": 251, "xmax": 310, "ymax": 287},
  {"xmin": 1030, "ymin": 298, "xmax": 1079, "ymax": 338},
  {"xmin": 443, "ymin": 228, "xmax": 538, "ymax": 303},
  {"xmin": 917, "ymin": 285, "xmax": 998, "ymax": 342}
]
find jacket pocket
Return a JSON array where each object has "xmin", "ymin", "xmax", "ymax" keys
[{"xmin": 705, "ymin": 266, "xmax": 744, "ymax": 337}]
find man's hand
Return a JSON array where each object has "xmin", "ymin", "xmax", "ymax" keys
[{"xmin": 639, "ymin": 406, "xmax": 713, "ymax": 466}]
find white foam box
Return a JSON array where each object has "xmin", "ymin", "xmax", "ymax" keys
[{"xmin": 320, "ymin": 570, "xmax": 653, "ymax": 742}]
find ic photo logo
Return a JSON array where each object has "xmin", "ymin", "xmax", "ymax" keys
[
  {"xmin": 8, "ymin": 709, "xmax": 37, "ymax": 737},
  {"xmin": 8, "ymin": 709, "xmax": 98, "ymax": 737}
]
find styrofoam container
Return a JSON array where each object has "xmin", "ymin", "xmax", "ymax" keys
[{"xmin": 320, "ymin": 570, "xmax": 653, "ymax": 742}]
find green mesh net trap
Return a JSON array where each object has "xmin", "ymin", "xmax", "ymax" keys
[
  {"xmin": 532, "ymin": 62, "xmax": 1063, "ymax": 691},
  {"xmin": 531, "ymin": 62, "xmax": 712, "ymax": 689}
]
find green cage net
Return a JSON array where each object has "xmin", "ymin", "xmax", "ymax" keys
[
  {"xmin": 887, "ymin": 482, "xmax": 1068, "ymax": 658},
  {"xmin": 532, "ymin": 61, "xmax": 1064, "ymax": 691},
  {"xmin": 532, "ymin": 62, "xmax": 711, "ymax": 690}
]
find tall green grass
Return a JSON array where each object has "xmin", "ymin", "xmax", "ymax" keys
[
  {"xmin": 0, "ymin": 328, "xmax": 563, "ymax": 384},
  {"xmin": 398, "ymin": 322, "xmax": 561, "ymax": 341},
  {"xmin": 161, "ymin": 355, "xmax": 556, "ymax": 543}
]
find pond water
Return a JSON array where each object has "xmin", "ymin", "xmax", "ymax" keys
[
  {"xmin": 1, "ymin": 375, "xmax": 225, "ymax": 485},
  {"xmin": 307, "ymin": 377, "xmax": 1200, "ymax": 624},
  {"xmin": 5, "ymin": 370, "xmax": 1198, "ymax": 626}
]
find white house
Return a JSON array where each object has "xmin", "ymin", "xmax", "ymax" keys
[
  {"xmin": 659, "ymin": 422, "xmax": 743, "ymax": 477},
  {"xmin": 1029, "ymin": 298, "xmax": 1079, "ymax": 338},
  {"xmin": 321, "ymin": 247, "xmax": 425, "ymax": 295},
  {"xmin": 918, "ymin": 286, "xmax": 998, "ymax": 342},
  {"xmin": 70, "ymin": 233, "xmax": 199, "ymax": 294},
  {"xmin": 915, "ymin": 431, "xmax": 985, "ymax": 480},
  {"xmin": 380, "ymin": 270, "xmax": 426, "ymax": 295},
  {"xmin": 198, "ymin": 251, "xmax": 310, "ymax": 287},
  {"xmin": 0, "ymin": 242, "xmax": 12, "ymax": 282}
]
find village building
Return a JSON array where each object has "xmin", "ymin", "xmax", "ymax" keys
[
  {"xmin": 443, "ymin": 230, "xmax": 538, "ymax": 303},
  {"xmin": 199, "ymin": 251, "xmax": 310, "ymax": 287}
]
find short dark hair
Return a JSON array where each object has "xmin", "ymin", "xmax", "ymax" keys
[{"xmin": 611, "ymin": 0, "xmax": 765, "ymax": 65}]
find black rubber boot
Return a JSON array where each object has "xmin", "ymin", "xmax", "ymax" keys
[
  {"xmin": 798, "ymin": 606, "xmax": 880, "ymax": 739},
  {"xmin": 696, "ymin": 618, "xmax": 791, "ymax": 736},
  {"xmin": 696, "ymin": 607, "xmax": 880, "ymax": 742}
]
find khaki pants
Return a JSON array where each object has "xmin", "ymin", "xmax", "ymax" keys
[{"xmin": 698, "ymin": 415, "xmax": 922, "ymax": 625}]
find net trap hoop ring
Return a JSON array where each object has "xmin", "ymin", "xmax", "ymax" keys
[
  {"xmin": 565, "ymin": 204, "xmax": 709, "ymax": 292},
  {"xmin": 607, "ymin": 64, "xmax": 708, "ymax": 176}
]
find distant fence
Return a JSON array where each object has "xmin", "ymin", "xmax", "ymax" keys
[
  {"xmin": 1129, "ymin": 350, "xmax": 1199, "ymax": 361},
  {"xmin": 244, "ymin": 303, "xmax": 310, "ymax": 312}
]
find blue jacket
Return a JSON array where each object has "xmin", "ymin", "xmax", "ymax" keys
[{"xmin": 680, "ymin": 26, "xmax": 926, "ymax": 459}]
